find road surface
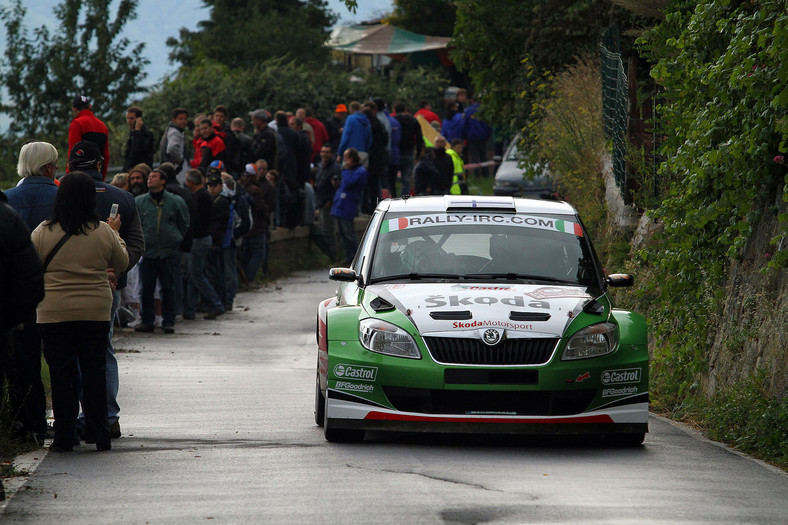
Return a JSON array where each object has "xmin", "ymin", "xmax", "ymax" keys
[{"xmin": 2, "ymin": 270, "xmax": 787, "ymax": 523}]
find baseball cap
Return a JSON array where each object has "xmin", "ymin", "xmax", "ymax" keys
[
  {"xmin": 209, "ymin": 160, "xmax": 225, "ymax": 171},
  {"xmin": 335, "ymin": 104, "xmax": 348, "ymax": 113},
  {"xmin": 206, "ymin": 173, "xmax": 222, "ymax": 186},
  {"xmin": 72, "ymin": 95, "xmax": 90, "ymax": 109},
  {"xmin": 68, "ymin": 140, "xmax": 103, "ymax": 169},
  {"xmin": 249, "ymin": 109, "xmax": 270, "ymax": 121},
  {"xmin": 244, "ymin": 163, "xmax": 256, "ymax": 175}
]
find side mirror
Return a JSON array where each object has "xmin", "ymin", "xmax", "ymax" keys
[
  {"xmin": 606, "ymin": 273, "xmax": 634, "ymax": 288},
  {"xmin": 329, "ymin": 267, "xmax": 358, "ymax": 282}
]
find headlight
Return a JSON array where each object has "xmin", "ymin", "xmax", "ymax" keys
[
  {"xmin": 359, "ymin": 318, "xmax": 421, "ymax": 359},
  {"xmin": 562, "ymin": 322, "xmax": 618, "ymax": 360}
]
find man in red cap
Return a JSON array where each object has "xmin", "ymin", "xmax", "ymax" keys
[
  {"xmin": 68, "ymin": 95, "xmax": 110, "ymax": 179},
  {"xmin": 324, "ymin": 103, "xmax": 348, "ymax": 154}
]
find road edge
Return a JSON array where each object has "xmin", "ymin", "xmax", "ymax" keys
[{"xmin": 650, "ymin": 413, "xmax": 788, "ymax": 477}]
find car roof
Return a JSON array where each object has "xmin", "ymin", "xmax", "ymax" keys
[{"xmin": 379, "ymin": 195, "xmax": 577, "ymax": 216}]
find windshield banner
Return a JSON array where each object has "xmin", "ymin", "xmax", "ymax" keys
[{"xmin": 380, "ymin": 214, "xmax": 583, "ymax": 237}]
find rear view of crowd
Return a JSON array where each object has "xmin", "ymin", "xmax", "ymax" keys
[{"xmin": 0, "ymin": 88, "xmax": 491, "ymax": 453}]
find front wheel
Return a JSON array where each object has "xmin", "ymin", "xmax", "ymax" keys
[
  {"xmin": 314, "ymin": 369, "xmax": 325, "ymax": 427},
  {"xmin": 608, "ymin": 432, "xmax": 645, "ymax": 446},
  {"xmin": 323, "ymin": 395, "xmax": 364, "ymax": 443}
]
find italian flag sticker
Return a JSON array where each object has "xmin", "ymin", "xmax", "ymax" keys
[
  {"xmin": 381, "ymin": 217, "xmax": 410, "ymax": 233},
  {"xmin": 555, "ymin": 220, "xmax": 584, "ymax": 237}
]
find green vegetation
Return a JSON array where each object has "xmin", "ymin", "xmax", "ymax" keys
[
  {"xmin": 673, "ymin": 370, "xmax": 788, "ymax": 468},
  {"xmin": 632, "ymin": 0, "xmax": 787, "ymax": 412},
  {"xmin": 167, "ymin": 0, "xmax": 336, "ymax": 69}
]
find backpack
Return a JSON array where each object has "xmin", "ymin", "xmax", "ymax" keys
[{"xmin": 230, "ymin": 193, "xmax": 253, "ymax": 246}]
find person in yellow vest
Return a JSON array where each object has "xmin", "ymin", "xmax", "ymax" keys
[{"xmin": 447, "ymin": 139, "xmax": 466, "ymax": 195}]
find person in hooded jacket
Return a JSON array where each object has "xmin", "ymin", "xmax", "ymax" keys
[{"xmin": 331, "ymin": 148, "xmax": 368, "ymax": 266}]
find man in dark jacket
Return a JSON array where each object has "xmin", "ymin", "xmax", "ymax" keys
[
  {"xmin": 4, "ymin": 142, "xmax": 58, "ymax": 440},
  {"xmin": 205, "ymin": 172, "xmax": 232, "ymax": 307},
  {"xmin": 240, "ymin": 164, "xmax": 276, "ymax": 283},
  {"xmin": 314, "ymin": 144, "xmax": 341, "ymax": 259},
  {"xmin": 432, "ymin": 136, "xmax": 455, "ymax": 196},
  {"xmin": 69, "ymin": 141, "xmax": 146, "ymax": 438},
  {"xmin": 160, "ymin": 162, "xmax": 197, "ymax": 318},
  {"xmin": 363, "ymin": 102, "xmax": 388, "ymax": 214},
  {"xmin": 393, "ymin": 102, "xmax": 423, "ymax": 197},
  {"xmin": 123, "ymin": 105, "xmax": 155, "ymax": 171},
  {"xmin": 0, "ymin": 189, "xmax": 45, "ymax": 442},
  {"xmin": 184, "ymin": 169, "xmax": 225, "ymax": 320},
  {"xmin": 249, "ymin": 109, "xmax": 278, "ymax": 172}
]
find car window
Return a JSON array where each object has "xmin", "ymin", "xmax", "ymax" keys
[{"xmin": 370, "ymin": 212, "xmax": 599, "ymax": 286}]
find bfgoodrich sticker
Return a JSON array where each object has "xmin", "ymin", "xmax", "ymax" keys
[
  {"xmin": 602, "ymin": 386, "xmax": 638, "ymax": 397},
  {"xmin": 335, "ymin": 381, "xmax": 374, "ymax": 393}
]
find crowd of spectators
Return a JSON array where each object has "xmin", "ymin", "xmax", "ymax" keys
[{"xmin": 0, "ymin": 89, "xmax": 491, "ymax": 451}]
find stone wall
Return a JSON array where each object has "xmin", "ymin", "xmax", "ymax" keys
[{"xmin": 704, "ymin": 193, "xmax": 788, "ymax": 397}]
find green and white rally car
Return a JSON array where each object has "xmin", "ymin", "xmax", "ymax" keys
[{"xmin": 316, "ymin": 196, "xmax": 648, "ymax": 443}]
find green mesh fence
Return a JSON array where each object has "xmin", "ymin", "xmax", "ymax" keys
[{"xmin": 600, "ymin": 25, "xmax": 628, "ymax": 199}]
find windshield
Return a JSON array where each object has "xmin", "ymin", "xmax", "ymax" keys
[{"xmin": 370, "ymin": 212, "xmax": 600, "ymax": 286}]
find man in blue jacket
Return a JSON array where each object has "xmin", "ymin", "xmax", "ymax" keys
[
  {"xmin": 337, "ymin": 101, "xmax": 372, "ymax": 168},
  {"xmin": 331, "ymin": 148, "xmax": 369, "ymax": 266},
  {"xmin": 462, "ymin": 94, "xmax": 493, "ymax": 178},
  {"xmin": 69, "ymin": 140, "xmax": 145, "ymax": 439}
]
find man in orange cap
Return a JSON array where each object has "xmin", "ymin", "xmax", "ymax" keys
[{"xmin": 324, "ymin": 103, "xmax": 348, "ymax": 154}]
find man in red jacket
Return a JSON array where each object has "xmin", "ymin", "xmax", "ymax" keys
[{"xmin": 68, "ymin": 95, "xmax": 110, "ymax": 179}]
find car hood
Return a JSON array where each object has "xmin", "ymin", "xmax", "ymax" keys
[
  {"xmin": 495, "ymin": 161, "xmax": 552, "ymax": 185},
  {"xmin": 366, "ymin": 283, "xmax": 593, "ymax": 337}
]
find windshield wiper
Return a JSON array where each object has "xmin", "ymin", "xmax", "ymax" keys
[
  {"xmin": 370, "ymin": 273, "xmax": 461, "ymax": 283},
  {"xmin": 462, "ymin": 273, "xmax": 575, "ymax": 284}
]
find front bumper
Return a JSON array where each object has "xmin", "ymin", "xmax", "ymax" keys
[{"xmin": 325, "ymin": 393, "xmax": 648, "ymax": 435}]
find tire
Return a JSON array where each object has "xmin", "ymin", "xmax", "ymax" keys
[
  {"xmin": 323, "ymin": 395, "xmax": 364, "ymax": 443},
  {"xmin": 315, "ymin": 369, "xmax": 325, "ymax": 427},
  {"xmin": 609, "ymin": 432, "xmax": 645, "ymax": 446}
]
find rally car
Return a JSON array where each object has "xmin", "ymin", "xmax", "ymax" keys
[{"xmin": 315, "ymin": 196, "xmax": 648, "ymax": 444}]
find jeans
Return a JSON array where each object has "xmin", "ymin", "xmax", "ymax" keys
[
  {"xmin": 107, "ymin": 290, "xmax": 120, "ymax": 422},
  {"xmin": 140, "ymin": 254, "xmax": 180, "ymax": 328},
  {"xmin": 399, "ymin": 154, "xmax": 414, "ymax": 197},
  {"xmin": 222, "ymin": 245, "xmax": 237, "ymax": 308},
  {"xmin": 336, "ymin": 217, "xmax": 358, "ymax": 266},
  {"xmin": 206, "ymin": 247, "xmax": 224, "ymax": 308},
  {"xmin": 78, "ymin": 289, "xmax": 121, "ymax": 427},
  {"xmin": 40, "ymin": 321, "xmax": 110, "ymax": 448},
  {"xmin": 172, "ymin": 253, "xmax": 186, "ymax": 316},
  {"xmin": 243, "ymin": 232, "xmax": 267, "ymax": 282},
  {"xmin": 186, "ymin": 236, "xmax": 224, "ymax": 316}
]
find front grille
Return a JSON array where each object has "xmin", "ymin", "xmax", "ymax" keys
[
  {"xmin": 383, "ymin": 386, "xmax": 596, "ymax": 416},
  {"xmin": 424, "ymin": 336, "xmax": 559, "ymax": 365}
]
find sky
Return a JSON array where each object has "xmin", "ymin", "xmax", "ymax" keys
[
  {"xmin": 0, "ymin": 0, "xmax": 394, "ymax": 129},
  {"xmin": 3, "ymin": 0, "xmax": 394, "ymax": 85}
]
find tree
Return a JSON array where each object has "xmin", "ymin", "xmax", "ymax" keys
[
  {"xmin": 450, "ymin": 0, "xmax": 652, "ymax": 132},
  {"xmin": 0, "ymin": 0, "xmax": 148, "ymax": 147},
  {"xmin": 386, "ymin": 0, "xmax": 456, "ymax": 37},
  {"xmin": 167, "ymin": 0, "xmax": 337, "ymax": 69}
]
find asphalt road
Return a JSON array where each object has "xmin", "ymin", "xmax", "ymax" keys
[{"xmin": 2, "ymin": 270, "xmax": 787, "ymax": 524}]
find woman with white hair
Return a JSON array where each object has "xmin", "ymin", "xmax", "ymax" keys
[{"xmin": 17, "ymin": 141, "xmax": 59, "ymax": 180}]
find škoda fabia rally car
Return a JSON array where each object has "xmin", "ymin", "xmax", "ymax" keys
[{"xmin": 316, "ymin": 196, "xmax": 648, "ymax": 443}]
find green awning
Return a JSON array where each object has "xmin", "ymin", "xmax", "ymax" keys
[{"xmin": 327, "ymin": 24, "xmax": 450, "ymax": 56}]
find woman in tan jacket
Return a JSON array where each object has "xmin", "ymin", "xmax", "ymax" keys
[{"xmin": 31, "ymin": 171, "xmax": 128, "ymax": 451}]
